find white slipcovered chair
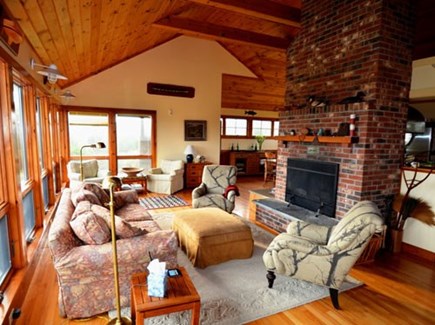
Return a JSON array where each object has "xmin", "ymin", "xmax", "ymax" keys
[
  {"xmin": 67, "ymin": 159, "xmax": 109, "ymax": 188},
  {"xmin": 147, "ymin": 160, "xmax": 184, "ymax": 194},
  {"xmin": 263, "ymin": 200, "xmax": 384, "ymax": 309}
]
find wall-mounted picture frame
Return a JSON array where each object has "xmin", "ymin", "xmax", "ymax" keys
[{"xmin": 185, "ymin": 120, "xmax": 207, "ymax": 141}]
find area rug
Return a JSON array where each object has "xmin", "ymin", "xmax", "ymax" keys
[
  {"xmin": 111, "ymin": 212, "xmax": 362, "ymax": 324},
  {"xmin": 139, "ymin": 195, "xmax": 189, "ymax": 209}
]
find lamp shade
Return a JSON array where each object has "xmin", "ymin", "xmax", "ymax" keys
[
  {"xmin": 184, "ymin": 145, "xmax": 195, "ymax": 155},
  {"xmin": 184, "ymin": 145, "xmax": 195, "ymax": 163}
]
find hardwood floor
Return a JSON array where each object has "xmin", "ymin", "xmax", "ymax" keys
[{"xmin": 16, "ymin": 177, "xmax": 435, "ymax": 324}]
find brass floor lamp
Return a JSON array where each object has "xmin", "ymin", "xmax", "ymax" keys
[{"xmin": 104, "ymin": 176, "xmax": 131, "ymax": 325}]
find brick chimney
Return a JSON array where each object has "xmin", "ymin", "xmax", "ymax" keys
[{"xmin": 275, "ymin": 0, "xmax": 416, "ymax": 217}]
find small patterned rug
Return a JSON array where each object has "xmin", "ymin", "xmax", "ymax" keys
[{"xmin": 139, "ymin": 195, "xmax": 189, "ymax": 209}]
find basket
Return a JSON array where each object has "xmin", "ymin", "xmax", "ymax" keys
[{"xmin": 355, "ymin": 232, "xmax": 384, "ymax": 265}]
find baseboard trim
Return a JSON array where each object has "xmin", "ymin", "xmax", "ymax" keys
[{"xmin": 402, "ymin": 243, "xmax": 435, "ymax": 263}]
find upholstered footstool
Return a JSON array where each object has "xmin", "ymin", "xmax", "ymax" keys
[{"xmin": 172, "ymin": 207, "xmax": 254, "ymax": 268}]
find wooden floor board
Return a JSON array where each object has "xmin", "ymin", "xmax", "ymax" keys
[{"xmin": 15, "ymin": 176, "xmax": 435, "ymax": 324}]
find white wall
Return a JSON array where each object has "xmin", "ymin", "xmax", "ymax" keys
[
  {"xmin": 68, "ymin": 36, "xmax": 255, "ymax": 164},
  {"xmin": 401, "ymin": 169, "xmax": 435, "ymax": 253},
  {"xmin": 410, "ymin": 56, "xmax": 435, "ymax": 120}
]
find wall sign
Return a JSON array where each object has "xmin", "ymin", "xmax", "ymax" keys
[{"xmin": 147, "ymin": 82, "xmax": 195, "ymax": 98}]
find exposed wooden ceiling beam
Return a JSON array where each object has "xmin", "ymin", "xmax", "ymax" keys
[
  {"xmin": 153, "ymin": 17, "xmax": 290, "ymax": 50},
  {"xmin": 187, "ymin": 0, "xmax": 300, "ymax": 27}
]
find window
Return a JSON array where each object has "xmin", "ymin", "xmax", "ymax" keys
[
  {"xmin": 221, "ymin": 116, "xmax": 279, "ymax": 138},
  {"xmin": 116, "ymin": 114, "xmax": 152, "ymax": 172},
  {"xmin": 68, "ymin": 112, "xmax": 109, "ymax": 156},
  {"xmin": 68, "ymin": 112, "xmax": 109, "ymax": 171},
  {"xmin": 273, "ymin": 121, "xmax": 280, "ymax": 136},
  {"xmin": 13, "ymin": 83, "xmax": 29, "ymax": 185},
  {"xmin": 65, "ymin": 107, "xmax": 156, "ymax": 175},
  {"xmin": 13, "ymin": 81, "xmax": 36, "ymax": 239},
  {"xmin": 252, "ymin": 120, "xmax": 272, "ymax": 136},
  {"xmin": 225, "ymin": 118, "xmax": 248, "ymax": 136},
  {"xmin": 0, "ymin": 215, "xmax": 11, "ymax": 286},
  {"xmin": 35, "ymin": 97, "xmax": 44, "ymax": 170}
]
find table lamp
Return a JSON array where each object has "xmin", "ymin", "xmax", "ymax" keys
[
  {"xmin": 79, "ymin": 142, "xmax": 106, "ymax": 181},
  {"xmin": 184, "ymin": 145, "xmax": 195, "ymax": 163}
]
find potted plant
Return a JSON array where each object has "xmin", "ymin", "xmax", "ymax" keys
[{"xmin": 255, "ymin": 135, "xmax": 266, "ymax": 151}]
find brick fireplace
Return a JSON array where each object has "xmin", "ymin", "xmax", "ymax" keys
[{"xmin": 274, "ymin": 0, "xmax": 415, "ymax": 218}]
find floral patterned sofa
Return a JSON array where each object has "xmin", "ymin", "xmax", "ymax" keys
[{"xmin": 48, "ymin": 183, "xmax": 178, "ymax": 319}]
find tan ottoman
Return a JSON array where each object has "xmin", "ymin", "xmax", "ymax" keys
[{"xmin": 172, "ymin": 207, "xmax": 254, "ymax": 268}]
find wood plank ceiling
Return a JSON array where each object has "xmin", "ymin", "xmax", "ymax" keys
[
  {"xmin": 3, "ymin": 0, "xmax": 301, "ymax": 112},
  {"xmin": 3, "ymin": 0, "xmax": 435, "ymax": 111}
]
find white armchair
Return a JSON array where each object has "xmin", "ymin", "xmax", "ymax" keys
[
  {"xmin": 146, "ymin": 160, "xmax": 184, "ymax": 194},
  {"xmin": 67, "ymin": 159, "xmax": 109, "ymax": 188}
]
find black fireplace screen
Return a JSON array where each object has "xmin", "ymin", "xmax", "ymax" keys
[{"xmin": 285, "ymin": 158, "xmax": 339, "ymax": 217}]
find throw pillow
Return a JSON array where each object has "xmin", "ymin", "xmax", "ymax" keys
[
  {"xmin": 71, "ymin": 189, "xmax": 101, "ymax": 207},
  {"xmin": 90, "ymin": 204, "xmax": 147, "ymax": 239},
  {"xmin": 82, "ymin": 183, "xmax": 110, "ymax": 206},
  {"xmin": 148, "ymin": 168, "xmax": 163, "ymax": 175},
  {"xmin": 70, "ymin": 201, "xmax": 111, "ymax": 245}
]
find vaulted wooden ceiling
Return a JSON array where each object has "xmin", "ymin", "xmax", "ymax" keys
[
  {"xmin": 3, "ymin": 0, "xmax": 301, "ymax": 111},
  {"xmin": 2, "ymin": 0, "xmax": 435, "ymax": 112}
]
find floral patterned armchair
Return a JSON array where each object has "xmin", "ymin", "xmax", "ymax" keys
[
  {"xmin": 192, "ymin": 165, "xmax": 238, "ymax": 213},
  {"xmin": 263, "ymin": 200, "xmax": 384, "ymax": 309}
]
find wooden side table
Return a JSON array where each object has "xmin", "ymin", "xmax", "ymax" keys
[
  {"xmin": 121, "ymin": 175, "xmax": 147, "ymax": 193},
  {"xmin": 131, "ymin": 266, "xmax": 200, "ymax": 324},
  {"xmin": 184, "ymin": 162, "xmax": 212, "ymax": 188}
]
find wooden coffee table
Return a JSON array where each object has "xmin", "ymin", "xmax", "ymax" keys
[
  {"xmin": 131, "ymin": 266, "xmax": 200, "ymax": 324},
  {"xmin": 121, "ymin": 175, "xmax": 147, "ymax": 193}
]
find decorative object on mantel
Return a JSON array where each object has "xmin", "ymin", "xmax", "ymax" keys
[
  {"xmin": 147, "ymin": 82, "xmax": 195, "ymax": 98},
  {"xmin": 338, "ymin": 91, "xmax": 366, "ymax": 104},
  {"xmin": 334, "ymin": 122, "xmax": 350, "ymax": 136},
  {"xmin": 386, "ymin": 166, "xmax": 435, "ymax": 253},
  {"xmin": 349, "ymin": 114, "xmax": 356, "ymax": 136},
  {"xmin": 307, "ymin": 95, "xmax": 329, "ymax": 108},
  {"xmin": 244, "ymin": 110, "xmax": 257, "ymax": 116}
]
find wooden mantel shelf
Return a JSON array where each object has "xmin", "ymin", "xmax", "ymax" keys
[{"xmin": 271, "ymin": 135, "xmax": 359, "ymax": 144}]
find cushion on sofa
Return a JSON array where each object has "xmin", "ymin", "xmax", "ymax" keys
[
  {"xmin": 71, "ymin": 189, "xmax": 102, "ymax": 207},
  {"xmin": 90, "ymin": 204, "xmax": 147, "ymax": 239},
  {"xmin": 82, "ymin": 183, "xmax": 110, "ymax": 206},
  {"xmin": 70, "ymin": 202, "xmax": 111, "ymax": 245}
]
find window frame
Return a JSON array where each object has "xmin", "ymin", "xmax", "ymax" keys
[
  {"xmin": 62, "ymin": 106, "xmax": 157, "ymax": 177},
  {"xmin": 220, "ymin": 115, "xmax": 279, "ymax": 139}
]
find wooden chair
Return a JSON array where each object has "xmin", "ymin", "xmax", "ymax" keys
[{"xmin": 264, "ymin": 151, "xmax": 277, "ymax": 184}]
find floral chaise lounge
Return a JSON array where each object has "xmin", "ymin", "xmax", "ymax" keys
[{"xmin": 48, "ymin": 183, "xmax": 178, "ymax": 319}]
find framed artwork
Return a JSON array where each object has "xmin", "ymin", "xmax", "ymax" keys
[{"xmin": 185, "ymin": 120, "xmax": 207, "ymax": 141}]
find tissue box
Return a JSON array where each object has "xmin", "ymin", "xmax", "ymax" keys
[{"xmin": 147, "ymin": 273, "xmax": 168, "ymax": 298}]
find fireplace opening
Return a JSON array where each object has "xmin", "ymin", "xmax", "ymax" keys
[{"xmin": 285, "ymin": 158, "xmax": 339, "ymax": 217}]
